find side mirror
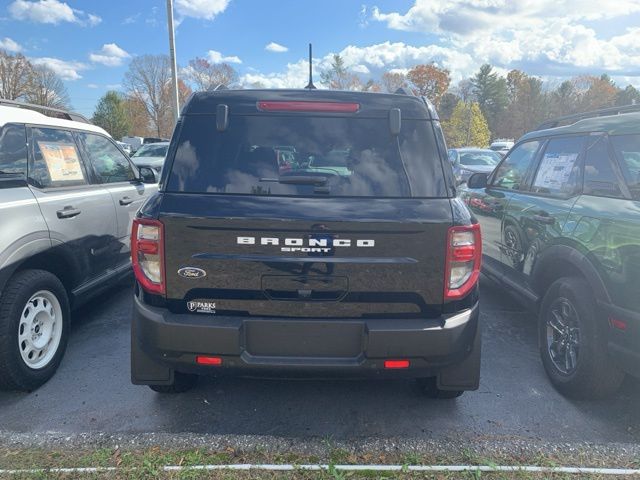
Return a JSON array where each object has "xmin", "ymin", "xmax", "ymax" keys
[
  {"xmin": 389, "ymin": 108, "xmax": 401, "ymax": 136},
  {"xmin": 467, "ymin": 172, "xmax": 488, "ymax": 189},
  {"xmin": 138, "ymin": 166, "xmax": 158, "ymax": 184}
]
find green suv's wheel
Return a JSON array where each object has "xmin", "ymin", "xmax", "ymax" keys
[
  {"xmin": 538, "ymin": 277, "xmax": 624, "ymax": 399},
  {"xmin": 0, "ymin": 270, "xmax": 70, "ymax": 391}
]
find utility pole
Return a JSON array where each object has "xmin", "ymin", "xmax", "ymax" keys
[{"xmin": 166, "ymin": 0, "xmax": 180, "ymax": 123}]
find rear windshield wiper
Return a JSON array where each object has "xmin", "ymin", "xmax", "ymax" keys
[{"xmin": 260, "ymin": 176, "xmax": 328, "ymax": 186}]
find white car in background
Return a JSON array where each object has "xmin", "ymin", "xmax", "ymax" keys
[{"xmin": 130, "ymin": 142, "xmax": 169, "ymax": 173}]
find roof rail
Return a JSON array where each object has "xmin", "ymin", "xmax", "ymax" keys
[
  {"xmin": 394, "ymin": 87, "xmax": 414, "ymax": 96},
  {"xmin": 0, "ymin": 98, "xmax": 91, "ymax": 124},
  {"xmin": 536, "ymin": 103, "xmax": 640, "ymax": 130}
]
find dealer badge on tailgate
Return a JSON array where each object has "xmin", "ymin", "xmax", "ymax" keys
[{"xmin": 187, "ymin": 301, "xmax": 216, "ymax": 314}]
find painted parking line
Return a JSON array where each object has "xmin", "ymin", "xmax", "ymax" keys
[{"xmin": 1, "ymin": 464, "xmax": 639, "ymax": 476}]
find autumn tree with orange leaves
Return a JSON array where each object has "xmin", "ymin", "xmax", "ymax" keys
[{"xmin": 406, "ymin": 64, "xmax": 451, "ymax": 106}]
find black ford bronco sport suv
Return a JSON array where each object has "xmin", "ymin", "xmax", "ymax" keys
[{"xmin": 131, "ymin": 89, "xmax": 482, "ymax": 397}]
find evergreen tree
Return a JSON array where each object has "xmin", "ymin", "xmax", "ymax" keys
[{"xmin": 470, "ymin": 64, "xmax": 508, "ymax": 137}]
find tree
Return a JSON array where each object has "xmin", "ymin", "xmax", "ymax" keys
[
  {"xmin": 25, "ymin": 65, "xmax": 70, "ymax": 110},
  {"xmin": 406, "ymin": 63, "xmax": 450, "ymax": 106},
  {"xmin": 442, "ymin": 101, "xmax": 490, "ymax": 148},
  {"xmin": 470, "ymin": 64, "xmax": 508, "ymax": 137},
  {"xmin": 0, "ymin": 50, "xmax": 33, "ymax": 100},
  {"xmin": 574, "ymin": 75, "xmax": 618, "ymax": 112},
  {"xmin": 123, "ymin": 54, "xmax": 172, "ymax": 137},
  {"xmin": 123, "ymin": 96, "xmax": 152, "ymax": 137},
  {"xmin": 159, "ymin": 78, "xmax": 192, "ymax": 137},
  {"xmin": 320, "ymin": 54, "xmax": 362, "ymax": 90},
  {"xmin": 550, "ymin": 80, "xmax": 578, "ymax": 117},
  {"xmin": 617, "ymin": 85, "xmax": 640, "ymax": 106},
  {"xmin": 499, "ymin": 69, "xmax": 549, "ymax": 139},
  {"xmin": 92, "ymin": 91, "xmax": 131, "ymax": 140},
  {"xmin": 438, "ymin": 92, "xmax": 459, "ymax": 121},
  {"xmin": 184, "ymin": 58, "xmax": 237, "ymax": 91},
  {"xmin": 381, "ymin": 71, "xmax": 407, "ymax": 93}
]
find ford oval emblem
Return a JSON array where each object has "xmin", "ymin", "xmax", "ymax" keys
[{"xmin": 177, "ymin": 267, "xmax": 207, "ymax": 279}]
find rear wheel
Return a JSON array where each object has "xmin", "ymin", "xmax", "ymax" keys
[
  {"xmin": 148, "ymin": 372, "xmax": 198, "ymax": 393},
  {"xmin": 538, "ymin": 277, "xmax": 624, "ymax": 399},
  {"xmin": 416, "ymin": 377, "xmax": 464, "ymax": 399},
  {"xmin": 0, "ymin": 270, "xmax": 70, "ymax": 391}
]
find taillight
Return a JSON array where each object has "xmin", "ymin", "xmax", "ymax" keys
[
  {"xmin": 444, "ymin": 224, "xmax": 481, "ymax": 300},
  {"xmin": 257, "ymin": 101, "xmax": 360, "ymax": 113},
  {"xmin": 131, "ymin": 218, "xmax": 165, "ymax": 295}
]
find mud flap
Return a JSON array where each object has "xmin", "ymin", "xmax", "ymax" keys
[
  {"xmin": 131, "ymin": 315, "xmax": 174, "ymax": 385},
  {"xmin": 437, "ymin": 319, "xmax": 481, "ymax": 391}
]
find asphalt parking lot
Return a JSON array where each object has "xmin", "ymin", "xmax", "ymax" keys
[{"xmin": 0, "ymin": 277, "xmax": 638, "ymax": 445}]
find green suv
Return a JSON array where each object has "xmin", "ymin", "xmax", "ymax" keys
[{"xmin": 462, "ymin": 107, "xmax": 640, "ymax": 398}]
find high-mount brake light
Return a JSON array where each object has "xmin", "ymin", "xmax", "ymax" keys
[
  {"xmin": 131, "ymin": 218, "xmax": 165, "ymax": 295},
  {"xmin": 257, "ymin": 101, "xmax": 360, "ymax": 113},
  {"xmin": 444, "ymin": 224, "xmax": 481, "ymax": 301}
]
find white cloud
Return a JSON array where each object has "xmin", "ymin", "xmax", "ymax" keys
[
  {"xmin": 0, "ymin": 37, "xmax": 23, "ymax": 53},
  {"xmin": 265, "ymin": 42, "xmax": 288, "ymax": 53},
  {"xmin": 106, "ymin": 83, "xmax": 122, "ymax": 90},
  {"xmin": 175, "ymin": 0, "xmax": 230, "ymax": 20},
  {"xmin": 122, "ymin": 13, "xmax": 140, "ymax": 25},
  {"xmin": 87, "ymin": 83, "xmax": 99, "ymax": 89},
  {"xmin": 351, "ymin": 64, "xmax": 371, "ymax": 74},
  {"xmin": 31, "ymin": 57, "xmax": 89, "ymax": 80},
  {"xmin": 207, "ymin": 50, "xmax": 241, "ymax": 64},
  {"xmin": 370, "ymin": 0, "xmax": 640, "ymax": 78},
  {"xmin": 8, "ymin": 0, "xmax": 102, "ymax": 26},
  {"xmin": 89, "ymin": 43, "xmax": 131, "ymax": 67}
]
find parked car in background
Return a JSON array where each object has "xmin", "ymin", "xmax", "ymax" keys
[
  {"xmin": 121, "ymin": 136, "xmax": 144, "ymax": 153},
  {"xmin": 448, "ymin": 148, "xmax": 502, "ymax": 185},
  {"xmin": 0, "ymin": 100, "xmax": 158, "ymax": 391},
  {"xmin": 461, "ymin": 105, "xmax": 640, "ymax": 399},
  {"xmin": 130, "ymin": 141, "xmax": 169, "ymax": 173},
  {"xmin": 131, "ymin": 89, "xmax": 482, "ymax": 398},
  {"xmin": 490, "ymin": 139, "xmax": 514, "ymax": 153},
  {"xmin": 116, "ymin": 141, "xmax": 132, "ymax": 155}
]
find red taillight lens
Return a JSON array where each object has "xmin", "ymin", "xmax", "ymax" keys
[
  {"xmin": 384, "ymin": 359, "xmax": 410, "ymax": 369},
  {"xmin": 610, "ymin": 318, "xmax": 627, "ymax": 331},
  {"xmin": 444, "ymin": 224, "xmax": 481, "ymax": 300},
  {"xmin": 196, "ymin": 355, "xmax": 223, "ymax": 366},
  {"xmin": 131, "ymin": 218, "xmax": 165, "ymax": 295},
  {"xmin": 257, "ymin": 101, "xmax": 360, "ymax": 113}
]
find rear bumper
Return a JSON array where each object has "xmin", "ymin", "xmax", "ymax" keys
[{"xmin": 131, "ymin": 295, "xmax": 481, "ymax": 390}]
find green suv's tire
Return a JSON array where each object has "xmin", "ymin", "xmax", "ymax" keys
[
  {"xmin": 0, "ymin": 270, "xmax": 70, "ymax": 391},
  {"xmin": 538, "ymin": 277, "xmax": 625, "ymax": 399},
  {"xmin": 148, "ymin": 372, "xmax": 198, "ymax": 393}
]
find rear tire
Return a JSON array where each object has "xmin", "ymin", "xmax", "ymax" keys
[
  {"xmin": 416, "ymin": 377, "xmax": 464, "ymax": 399},
  {"xmin": 0, "ymin": 270, "xmax": 70, "ymax": 391},
  {"xmin": 148, "ymin": 372, "xmax": 198, "ymax": 393},
  {"xmin": 538, "ymin": 277, "xmax": 625, "ymax": 399}
]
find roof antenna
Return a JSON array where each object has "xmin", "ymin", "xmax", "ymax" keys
[{"xmin": 304, "ymin": 43, "xmax": 316, "ymax": 90}]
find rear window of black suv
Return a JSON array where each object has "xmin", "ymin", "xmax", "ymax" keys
[{"xmin": 166, "ymin": 114, "xmax": 448, "ymax": 198}]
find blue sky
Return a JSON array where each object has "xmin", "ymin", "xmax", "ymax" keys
[{"xmin": 2, "ymin": 0, "xmax": 640, "ymax": 116}]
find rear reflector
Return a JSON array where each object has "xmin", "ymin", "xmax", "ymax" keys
[
  {"xmin": 384, "ymin": 359, "xmax": 410, "ymax": 369},
  {"xmin": 196, "ymin": 355, "xmax": 223, "ymax": 366},
  {"xmin": 610, "ymin": 318, "xmax": 627, "ymax": 331},
  {"xmin": 257, "ymin": 101, "xmax": 359, "ymax": 113}
]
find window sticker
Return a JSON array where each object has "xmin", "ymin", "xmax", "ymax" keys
[
  {"xmin": 37, "ymin": 142, "xmax": 84, "ymax": 182},
  {"xmin": 534, "ymin": 152, "xmax": 578, "ymax": 191}
]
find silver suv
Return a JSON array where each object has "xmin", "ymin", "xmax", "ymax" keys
[{"xmin": 0, "ymin": 101, "xmax": 158, "ymax": 391}]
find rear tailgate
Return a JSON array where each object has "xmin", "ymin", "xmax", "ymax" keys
[{"xmin": 161, "ymin": 194, "xmax": 452, "ymax": 319}]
